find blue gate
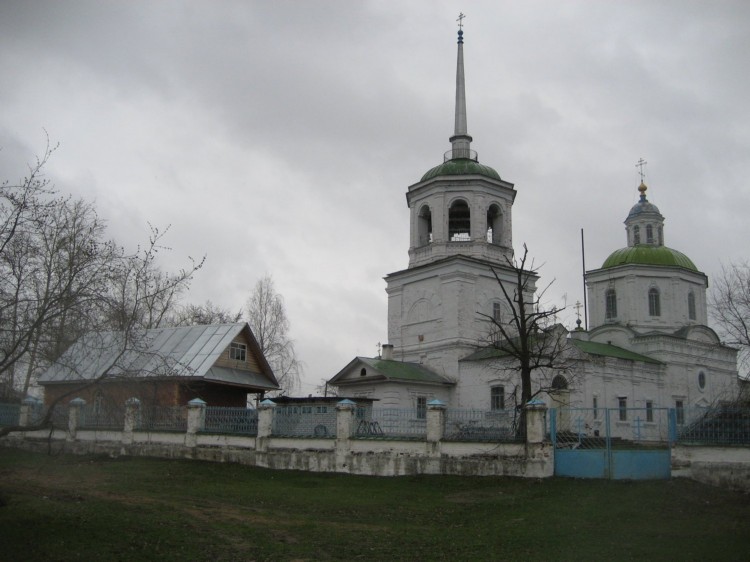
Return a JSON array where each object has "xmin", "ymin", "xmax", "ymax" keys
[{"xmin": 551, "ymin": 407, "xmax": 674, "ymax": 480}]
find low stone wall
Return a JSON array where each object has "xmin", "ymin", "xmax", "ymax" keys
[
  {"xmin": 672, "ymin": 445, "xmax": 750, "ymax": 491},
  {"xmin": 3, "ymin": 429, "xmax": 552, "ymax": 478}
]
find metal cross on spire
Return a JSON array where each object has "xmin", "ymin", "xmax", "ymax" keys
[
  {"xmin": 636, "ymin": 158, "xmax": 648, "ymax": 183},
  {"xmin": 457, "ymin": 12, "xmax": 466, "ymax": 30}
]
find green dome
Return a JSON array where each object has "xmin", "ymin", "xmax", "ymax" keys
[
  {"xmin": 421, "ymin": 158, "xmax": 501, "ymax": 182},
  {"xmin": 602, "ymin": 245, "xmax": 698, "ymax": 271}
]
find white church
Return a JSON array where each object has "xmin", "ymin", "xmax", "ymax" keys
[{"xmin": 328, "ymin": 26, "xmax": 739, "ymax": 418}]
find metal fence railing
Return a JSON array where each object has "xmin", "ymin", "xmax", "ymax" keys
[
  {"xmin": 272, "ymin": 405, "xmax": 337, "ymax": 438},
  {"xmin": 0, "ymin": 403, "xmax": 20, "ymax": 426},
  {"xmin": 354, "ymin": 408, "xmax": 426, "ymax": 440},
  {"xmin": 203, "ymin": 407, "xmax": 258, "ymax": 435},
  {"xmin": 552, "ymin": 408, "xmax": 671, "ymax": 449},
  {"xmin": 80, "ymin": 403, "xmax": 125, "ymax": 430},
  {"xmin": 137, "ymin": 405, "xmax": 187, "ymax": 432},
  {"xmin": 677, "ymin": 406, "xmax": 750, "ymax": 445},
  {"xmin": 444, "ymin": 408, "xmax": 520, "ymax": 442}
]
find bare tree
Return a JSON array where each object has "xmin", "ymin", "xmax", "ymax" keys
[
  {"xmin": 710, "ymin": 261, "xmax": 750, "ymax": 377},
  {"xmin": 480, "ymin": 245, "xmax": 570, "ymax": 432},
  {"xmin": 245, "ymin": 275, "xmax": 301, "ymax": 396},
  {"xmin": 173, "ymin": 300, "xmax": 242, "ymax": 326}
]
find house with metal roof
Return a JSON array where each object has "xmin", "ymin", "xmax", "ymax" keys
[{"xmin": 38, "ymin": 322, "xmax": 279, "ymax": 409}]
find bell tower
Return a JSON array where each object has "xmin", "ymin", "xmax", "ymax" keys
[{"xmin": 385, "ymin": 21, "xmax": 534, "ymax": 375}]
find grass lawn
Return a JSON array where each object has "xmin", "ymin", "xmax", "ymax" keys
[{"xmin": 1, "ymin": 448, "xmax": 748, "ymax": 561}]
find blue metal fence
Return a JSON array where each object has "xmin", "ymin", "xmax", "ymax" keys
[
  {"xmin": 677, "ymin": 405, "xmax": 750, "ymax": 445},
  {"xmin": 80, "ymin": 403, "xmax": 125, "ymax": 430},
  {"xmin": 444, "ymin": 408, "xmax": 520, "ymax": 441},
  {"xmin": 137, "ymin": 405, "xmax": 187, "ymax": 432},
  {"xmin": 354, "ymin": 408, "xmax": 426, "ymax": 440},
  {"xmin": 272, "ymin": 405, "xmax": 337, "ymax": 438},
  {"xmin": 0, "ymin": 403, "xmax": 20, "ymax": 426},
  {"xmin": 203, "ymin": 407, "xmax": 258, "ymax": 435}
]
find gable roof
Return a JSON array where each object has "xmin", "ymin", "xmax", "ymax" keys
[
  {"xmin": 329, "ymin": 357, "xmax": 453, "ymax": 386},
  {"xmin": 38, "ymin": 323, "xmax": 279, "ymax": 391}
]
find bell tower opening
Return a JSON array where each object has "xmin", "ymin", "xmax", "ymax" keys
[
  {"xmin": 417, "ymin": 205, "xmax": 433, "ymax": 246},
  {"xmin": 448, "ymin": 199, "xmax": 471, "ymax": 241},
  {"xmin": 486, "ymin": 204, "xmax": 502, "ymax": 245}
]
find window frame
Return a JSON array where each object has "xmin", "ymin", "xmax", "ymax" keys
[
  {"xmin": 605, "ymin": 288, "xmax": 617, "ymax": 320},
  {"xmin": 648, "ymin": 287, "xmax": 661, "ymax": 316},
  {"xmin": 490, "ymin": 385, "xmax": 505, "ymax": 411},
  {"xmin": 229, "ymin": 342, "xmax": 247, "ymax": 362},
  {"xmin": 618, "ymin": 397, "xmax": 627, "ymax": 421},
  {"xmin": 416, "ymin": 396, "xmax": 427, "ymax": 420}
]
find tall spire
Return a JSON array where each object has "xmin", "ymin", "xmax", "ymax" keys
[{"xmin": 450, "ymin": 14, "xmax": 472, "ymax": 160}]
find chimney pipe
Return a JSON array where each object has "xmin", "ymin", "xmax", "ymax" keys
[{"xmin": 382, "ymin": 344, "xmax": 394, "ymax": 361}]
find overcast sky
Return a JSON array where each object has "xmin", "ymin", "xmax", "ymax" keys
[{"xmin": 2, "ymin": 1, "xmax": 749, "ymax": 393}]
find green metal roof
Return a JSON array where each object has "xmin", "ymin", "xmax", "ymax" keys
[
  {"xmin": 569, "ymin": 339, "xmax": 662, "ymax": 365},
  {"xmin": 461, "ymin": 339, "xmax": 661, "ymax": 365},
  {"xmin": 421, "ymin": 158, "xmax": 501, "ymax": 182},
  {"xmin": 601, "ymin": 245, "xmax": 698, "ymax": 271},
  {"xmin": 360, "ymin": 357, "xmax": 452, "ymax": 384}
]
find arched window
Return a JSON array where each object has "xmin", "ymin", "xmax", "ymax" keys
[
  {"xmin": 448, "ymin": 199, "xmax": 471, "ymax": 242},
  {"xmin": 360, "ymin": 368, "xmax": 367, "ymax": 377},
  {"xmin": 417, "ymin": 205, "xmax": 432, "ymax": 246},
  {"xmin": 688, "ymin": 291, "xmax": 696, "ymax": 320},
  {"xmin": 648, "ymin": 287, "xmax": 661, "ymax": 316},
  {"xmin": 646, "ymin": 224, "xmax": 654, "ymax": 244},
  {"xmin": 633, "ymin": 225, "xmax": 640, "ymax": 245},
  {"xmin": 551, "ymin": 375, "xmax": 568, "ymax": 391},
  {"xmin": 658, "ymin": 226, "xmax": 663, "ymax": 246},
  {"xmin": 605, "ymin": 289, "xmax": 617, "ymax": 320},
  {"xmin": 486, "ymin": 204, "xmax": 502, "ymax": 245}
]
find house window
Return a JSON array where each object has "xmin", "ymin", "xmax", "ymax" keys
[
  {"xmin": 491, "ymin": 386, "xmax": 505, "ymax": 410},
  {"xmin": 633, "ymin": 225, "xmax": 640, "ymax": 244},
  {"xmin": 416, "ymin": 396, "xmax": 427, "ymax": 419},
  {"xmin": 356, "ymin": 407, "xmax": 365, "ymax": 419},
  {"xmin": 316, "ymin": 406, "xmax": 328, "ymax": 414},
  {"xmin": 675, "ymin": 400, "xmax": 685, "ymax": 425},
  {"xmin": 646, "ymin": 400, "xmax": 654, "ymax": 423},
  {"xmin": 688, "ymin": 291, "xmax": 696, "ymax": 320},
  {"xmin": 648, "ymin": 288, "xmax": 661, "ymax": 316},
  {"xmin": 618, "ymin": 397, "xmax": 627, "ymax": 421},
  {"xmin": 230, "ymin": 342, "xmax": 246, "ymax": 362},
  {"xmin": 646, "ymin": 224, "xmax": 654, "ymax": 244},
  {"xmin": 360, "ymin": 368, "xmax": 367, "ymax": 377},
  {"xmin": 605, "ymin": 289, "xmax": 617, "ymax": 320},
  {"xmin": 698, "ymin": 371, "xmax": 706, "ymax": 390},
  {"xmin": 593, "ymin": 396, "xmax": 598, "ymax": 419},
  {"xmin": 301, "ymin": 406, "xmax": 312, "ymax": 414}
]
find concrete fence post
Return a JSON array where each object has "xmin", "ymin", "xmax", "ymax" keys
[
  {"xmin": 185, "ymin": 398, "xmax": 206, "ymax": 448},
  {"xmin": 123, "ymin": 398, "xmax": 141, "ymax": 445},
  {"xmin": 68, "ymin": 398, "xmax": 86, "ymax": 441},
  {"xmin": 525, "ymin": 398, "xmax": 548, "ymax": 444},
  {"xmin": 335, "ymin": 399, "xmax": 357, "ymax": 472},
  {"xmin": 426, "ymin": 399, "xmax": 447, "ymax": 443},
  {"xmin": 256, "ymin": 399, "xmax": 275, "ymax": 453},
  {"xmin": 19, "ymin": 396, "xmax": 41, "ymax": 428}
]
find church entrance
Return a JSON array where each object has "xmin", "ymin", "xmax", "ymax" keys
[{"xmin": 550, "ymin": 407, "xmax": 674, "ymax": 479}]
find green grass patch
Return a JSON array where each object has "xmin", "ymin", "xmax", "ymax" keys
[{"xmin": 1, "ymin": 448, "xmax": 748, "ymax": 560}]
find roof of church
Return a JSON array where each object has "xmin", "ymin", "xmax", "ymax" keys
[
  {"xmin": 421, "ymin": 158, "xmax": 502, "ymax": 182},
  {"xmin": 569, "ymin": 339, "xmax": 662, "ymax": 364},
  {"xmin": 358, "ymin": 357, "xmax": 453, "ymax": 384},
  {"xmin": 461, "ymin": 338, "xmax": 661, "ymax": 365},
  {"xmin": 601, "ymin": 245, "xmax": 698, "ymax": 271}
]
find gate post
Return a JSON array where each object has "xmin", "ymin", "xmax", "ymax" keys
[
  {"xmin": 525, "ymin": 398, "xmax": 548, "ymax": 444},
  {"xmin": 256, "ymin": 399, "xmax": 275, "ymax": 453},
  {"xmin": 185, "ymin": 398, "xmax": 206, "ymax": 448},
  {"xmin": 68, "ymin": 398, "xmax": 86, "ymax": 441}
]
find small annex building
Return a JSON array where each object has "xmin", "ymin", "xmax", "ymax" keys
[{"xmin": 38, "ymin": 322, "xmax": 279, "ymax": 409}]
